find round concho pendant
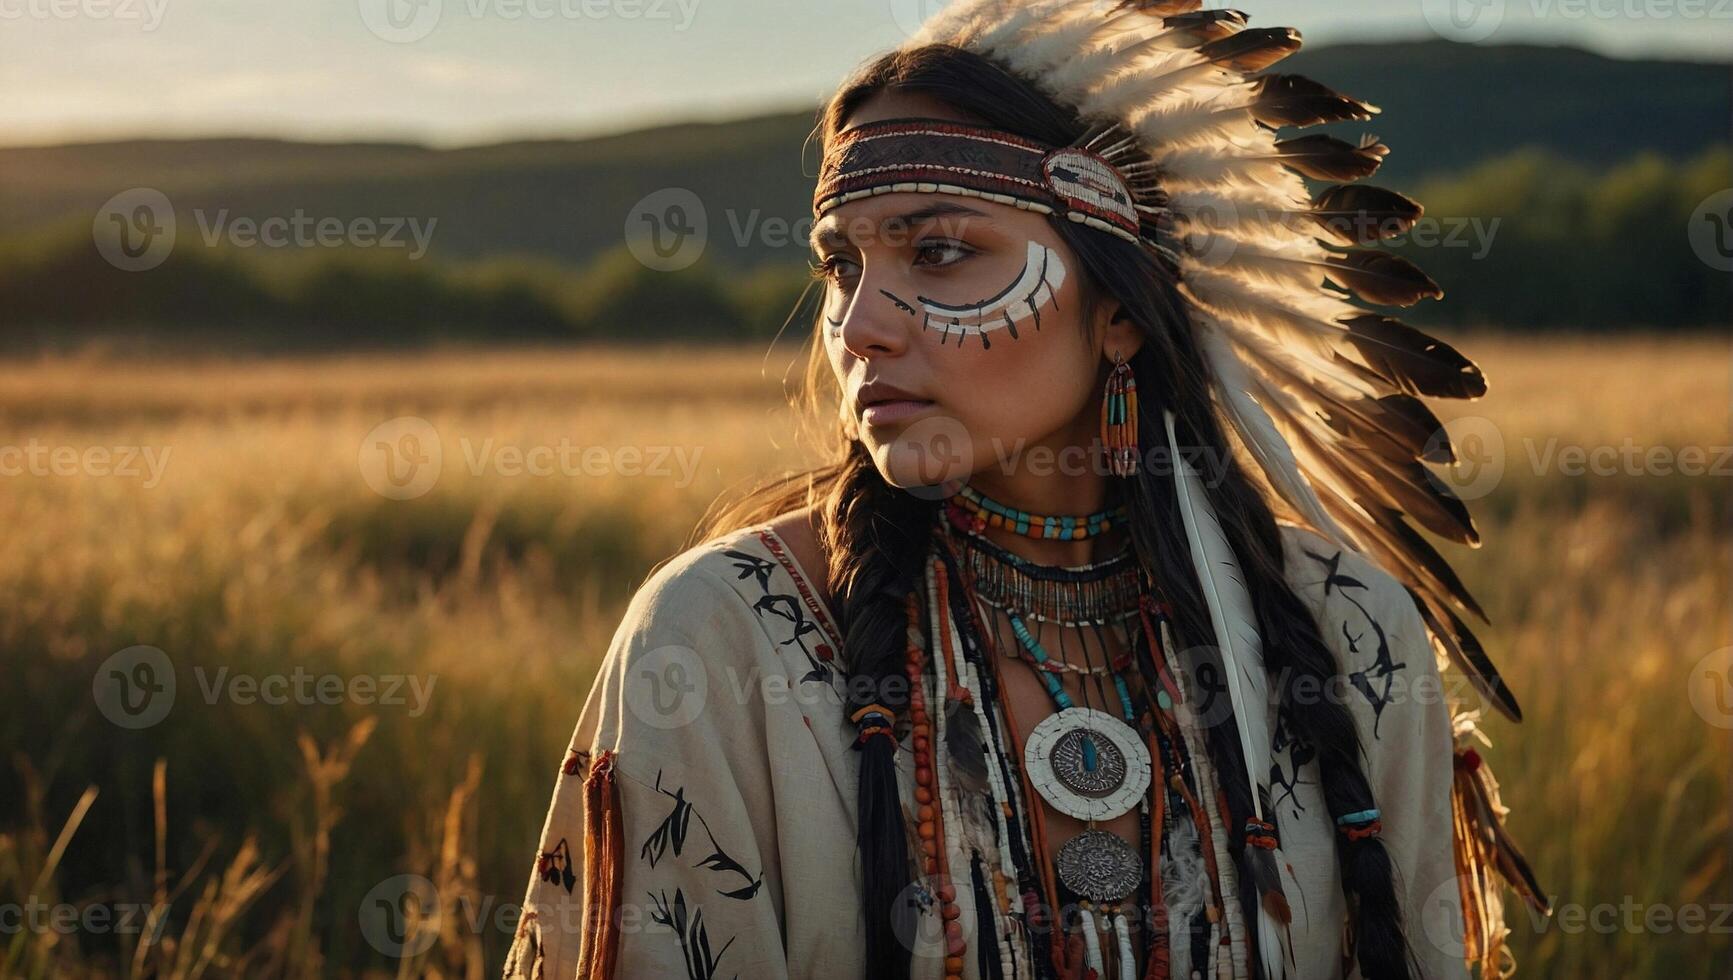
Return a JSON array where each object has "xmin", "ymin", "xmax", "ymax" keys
[
  {"xmin": 1056, "ymin": 829, "xmax": 1143, "ymax": 904},
  {"xmin": 1023, "ymin": 707, "xmax": 1151, "ymax": 822}
]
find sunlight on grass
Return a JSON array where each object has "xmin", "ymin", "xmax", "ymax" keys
[{"xmin": 0, "ymin": 336, "xmax": 1725, "ymax": 977}]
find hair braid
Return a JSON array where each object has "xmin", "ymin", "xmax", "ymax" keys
[{"xmin": 822, "ymin": 441, "xmax": 937, "ymax": 979}]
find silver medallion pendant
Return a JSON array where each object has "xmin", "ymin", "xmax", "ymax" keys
[
  {"xmin": 1024, "ymin": 707, "xmax": 1151, "ymax": 821},
  {"xmin": 1055, "ymin": 828, "xmax": 1143, "ymax": 904}
]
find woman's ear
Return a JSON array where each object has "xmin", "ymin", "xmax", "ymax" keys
[{"xmin": 1095, "ymin": 296, "xmax": 1144, "ymax": 362}]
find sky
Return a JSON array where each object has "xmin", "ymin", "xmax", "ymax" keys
[{"xmin": 2, "ymin": 0, "xmax": 1729, "ymax": 147}]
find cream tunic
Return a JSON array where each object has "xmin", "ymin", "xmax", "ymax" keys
[{"xmin": 503, "ymin": 522, "xmax": 1468, "ymax": 980}]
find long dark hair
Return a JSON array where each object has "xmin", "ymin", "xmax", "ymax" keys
[{"xmin": 699, "ymin": 43, "xmax": 1415, "ymax": 980}]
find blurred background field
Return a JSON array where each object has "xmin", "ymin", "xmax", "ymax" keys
[
  {"xmin": 0, "ymin": 334, "xmax": 1727, "ymax": 978},
  {"xmin": 2, "ymin": 6, "xmax": 1730, "ymax": 978}
]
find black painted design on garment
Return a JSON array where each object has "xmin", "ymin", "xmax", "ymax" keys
[
  {"xmin": 648, "ymin": 887, "xmax": 737, "ymax": 980},
  {"xmin": 1302, "ymin": 547, "xmax": 1408, "ymax": 738},
  {"xmin": 642, "ymin": 770, "xmax": 765, "ymax": 901}
]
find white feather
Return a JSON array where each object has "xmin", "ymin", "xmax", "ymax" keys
[
  {"xmin": 1201, "ymin": 325, "xmax": 1351, "ymax": 547},
  {"xmin": 1163, "ymin": 407, "xmax": 1270, "ymax": 816}
]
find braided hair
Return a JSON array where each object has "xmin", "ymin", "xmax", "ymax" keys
[{"xmin": 702, "ymin": 41, "xmax": 1416, "ymax": 980}]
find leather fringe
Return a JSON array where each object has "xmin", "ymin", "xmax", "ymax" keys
[
  {"xmin": 1452, "ymin": 742, "xmax": 1548, "ymax": 978},
  {"xmin": 575, "ymin": 749, "xmax": 624, "ymax": 980}
]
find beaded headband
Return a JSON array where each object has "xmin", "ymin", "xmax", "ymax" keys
[{"xmin": 813, "ymin": 117, "xmax": 1171, "ymax": 252}]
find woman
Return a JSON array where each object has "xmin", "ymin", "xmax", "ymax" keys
[{"xmin": 504, "ymin": 3, "xmax": 1540, "ymax": 978}]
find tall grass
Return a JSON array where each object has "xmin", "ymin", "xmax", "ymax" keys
[{"xmin": 0, "ymin": 336, "xmax": 1725, "ymax": 977}]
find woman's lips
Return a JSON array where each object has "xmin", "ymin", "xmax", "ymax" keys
[{"xmin": 861, "ymin": 398, "xmax": 934, "ymax": 426}]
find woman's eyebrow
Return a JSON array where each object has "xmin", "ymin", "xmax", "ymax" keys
[{"xmin": 810, "ymin": 201, "xmax": 992, "ymax": 251}]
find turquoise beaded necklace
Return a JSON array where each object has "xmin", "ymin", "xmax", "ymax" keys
[
  {"xmin": 947, "ymin": 483, "xmax": 1127, "ymax": 540},
  {"xmin": 1007, "ymin": 611, "xmax": 1138, "ymax": 772}
]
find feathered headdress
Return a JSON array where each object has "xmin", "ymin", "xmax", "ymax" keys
[{"xmin": 819, "ymin": 0, "xmax": 1547, "ymax": 973}]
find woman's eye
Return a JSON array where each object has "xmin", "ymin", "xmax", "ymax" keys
[
  {"xmin": 913, "ymin": 240, "xmax": 975, "ymax": 268},
  {"xmin": 813, "ymin": 254, "xmax": 860, "ymax": 286}
]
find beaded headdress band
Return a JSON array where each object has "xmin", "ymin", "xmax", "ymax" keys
[{"xmin": 813, "ymin": 116, "xmax": 1174, "ymax": 257}]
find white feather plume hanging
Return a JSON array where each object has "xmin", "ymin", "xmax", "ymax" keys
[{"xmin": 1164, "ymin": 407, "xmax": 1288, "ymax": 980}]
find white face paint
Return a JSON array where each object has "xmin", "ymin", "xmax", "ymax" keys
[{"xmin": 914, "ymin": 239, "xmax": 1068, "ymax": 349}]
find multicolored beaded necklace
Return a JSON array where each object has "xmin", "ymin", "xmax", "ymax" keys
[
  {"xmin": 944, "ymin": 504, "xmax": 1142, "ymax": 628},
  {"xmin": 950, "ymin": 486, "xmax": 1157, "ymax": 978},
  {"xmin": 891, "ymin": 483, "xmax": 1244, "ymax": 980},
  {"xmin": 946, "ymin": 483, "xmax": 1127, "ymax": 540}
]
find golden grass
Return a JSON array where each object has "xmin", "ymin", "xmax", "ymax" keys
[{"xmin": 0, "ymin": 334, "xmax": 1725, "ymax": 978}]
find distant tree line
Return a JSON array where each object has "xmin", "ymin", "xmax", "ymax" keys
[{"xmin": 0, "ymin": 146, "xmax": 1724, "ymax": 352}]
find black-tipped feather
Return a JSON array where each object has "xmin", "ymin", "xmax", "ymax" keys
[
  {"xmin": 1162, "ymin": 8, "xmax": 1248, "ymax": 44},
  {"xmin": 1409, "ymin": 588, "xmax": 1521, "ymax": 722},
  {"xmin": 1198, "ymin": 26, "xmax": 1302, "ymax": 72},
  {"xmin": 1250, "ymin": 73, "xmax": 1379, "ymax": 128},
  {"xmin": 1116, "ymin": 0, "xmax": 1203, "ymax": 15},
  {"xmin": 1323, "ymin": 248, "xmax": 1443, "ymax": 307},
  {"xmin": 1310, "ymin": 184, "xmax": 1423, "ymax": 245},
  {"xmin": 1270, "ymin": 134, "xmax": 1388, "ymax": 181},
  {"xmin": 1338, "ymin": 314, "xmax": 1487, "ymax": 399}
]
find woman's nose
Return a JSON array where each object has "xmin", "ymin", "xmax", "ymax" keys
[{"xmin": 835, "ymin": 269, "xmax": 919, "ymax": 358}]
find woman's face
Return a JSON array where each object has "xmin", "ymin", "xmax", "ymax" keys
[{"xmin": 814, "ymin": 90, "xmax": 1141, "ymax": 496}]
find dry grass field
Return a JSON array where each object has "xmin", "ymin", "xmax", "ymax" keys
[{"xmin": 0, "ymin": 334, "xmax": 1726, "ymax": 978}]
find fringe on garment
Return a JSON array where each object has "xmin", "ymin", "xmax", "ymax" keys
[{"xmin": 575, "ymin": 749, "xmax": 624, "ymax": 980}]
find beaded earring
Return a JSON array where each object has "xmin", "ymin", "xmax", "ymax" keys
[{"xmin": 1100, "ymin": 350, "xmax": 1138, "ymax": 476}]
